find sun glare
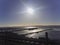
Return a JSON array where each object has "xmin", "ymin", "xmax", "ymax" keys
[{"xmin": 26, "ymin": 8, "xmax": 34, "ymax": 14}]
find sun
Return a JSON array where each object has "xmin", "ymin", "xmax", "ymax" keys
[{"xmin": 26, "ymin": 8, "xmax": 34, "ymax": 14}]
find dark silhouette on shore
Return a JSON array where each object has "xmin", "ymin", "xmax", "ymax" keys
[{"xmin": 0, "ymin": 31, "xmax": 59, "ymax": 45}]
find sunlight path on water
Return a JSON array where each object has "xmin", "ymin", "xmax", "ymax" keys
[{"xmin": 14, "ymin": 28, "xmax": 44, "ymax": 35}]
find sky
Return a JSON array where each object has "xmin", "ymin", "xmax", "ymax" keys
[{"xmin": 0, "ymin": 0, "xmax": 60, "ymax": 26}]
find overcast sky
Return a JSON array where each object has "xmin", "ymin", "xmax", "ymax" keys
[{"xmin": 0, "ymin": 0, "xmax": 60, "ymax": 26}]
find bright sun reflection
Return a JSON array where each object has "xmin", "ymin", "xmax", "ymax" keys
[
  {"xmin": 25, "ymin": 27, "xmax": 36, "ymax": 28},
  {"xmin": 26, "ymin": 8, "xmax": 34, "ymax": 14}
]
